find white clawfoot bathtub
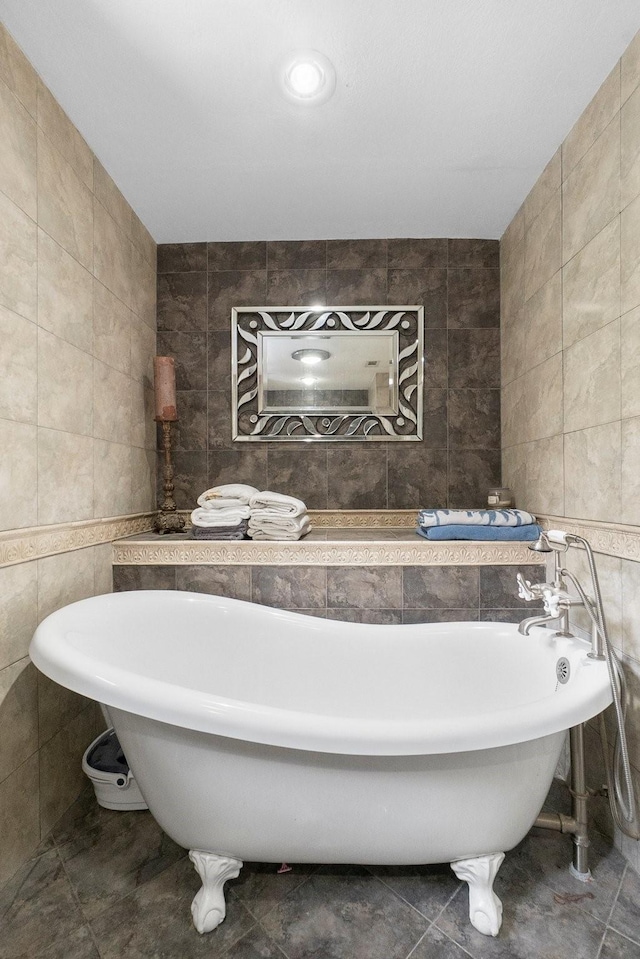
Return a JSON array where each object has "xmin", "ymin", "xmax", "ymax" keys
[{"xmin": 30, "ymin": 590, "xmax": 612, "ymax": 938}]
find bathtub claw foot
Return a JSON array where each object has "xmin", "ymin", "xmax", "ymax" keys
[
  {"xmin": 451, "ymin": 852, "xmax": 505, "ymax": 937},
  {"xmin": 188, "ymin": 850, "xmax": 243, "ymax": 934}
]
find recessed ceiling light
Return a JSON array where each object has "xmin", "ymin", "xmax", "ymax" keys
[
  {"xmin": 289, "ymin": 61, "xmax": 322, "ymax": 97},
  {"xmin": 279, "ymin": 51, "xmax": 336, "ymax": 105}
]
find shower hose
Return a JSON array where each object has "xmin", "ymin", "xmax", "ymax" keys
[{"xmin": 561, "ymin": 534, "xmax": 640, "ymax": 840}]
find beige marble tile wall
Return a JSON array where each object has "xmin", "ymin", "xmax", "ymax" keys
[
  {"xmin": 0, "ymin": 24, "xmax": 157, "ymax": 885},
  {"xmin": 501, "ymin": 30, "xmax": 640, "ymax": 870}
]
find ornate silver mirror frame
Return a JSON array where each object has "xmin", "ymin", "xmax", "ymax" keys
[{"xmin": 231, "ymin": 306, "xmax": 424, "ymax": 441}]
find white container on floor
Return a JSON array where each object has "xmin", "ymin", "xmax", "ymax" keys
[{"xmin": 82, "ymin": 728, "xmax": 148, "ymax": 811}]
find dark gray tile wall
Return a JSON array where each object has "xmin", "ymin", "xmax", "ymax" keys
[
  {"xmin": 113, "ymin": 563, "xmax": 543, "ymax": 624},
  {"xmin": 156, "ymin": 238, "xmax": 501, "ymax": 510}
]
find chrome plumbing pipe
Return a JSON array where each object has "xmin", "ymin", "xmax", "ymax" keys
[
  {"xmin": 532, "ymin": 724, "xmax": 591, "ymax": 880},
  {"xmin": 569, "ymin": 724, "xmax": 591, "ymax": 880},
  {"xmin": 534, "ymin": 811, "xmax": 576, "ymax": 833}
]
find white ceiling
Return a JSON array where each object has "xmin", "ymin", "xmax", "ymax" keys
[{"xmin": 1, "ymin": 0, "xmax": 639, "ymax": 242}]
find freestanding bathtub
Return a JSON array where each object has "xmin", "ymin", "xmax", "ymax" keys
[{"xmin": 30, "ymin": 589, "xmax": 612, "ymax": 938}]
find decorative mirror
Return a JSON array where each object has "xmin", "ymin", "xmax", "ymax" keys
[{"xmin": 231, "ymin": 306, "xmax": 423, "ymax": 441}]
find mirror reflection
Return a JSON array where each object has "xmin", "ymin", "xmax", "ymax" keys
[{"xmin": 259, "ymin": 332, "xmax": 398, "ymax": 414}]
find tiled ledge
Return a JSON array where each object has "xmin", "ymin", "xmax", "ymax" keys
[
  {"xmin": 113, "ymin": 529, "xmax": 545, "ymax": 567},
  {"xmin": 0, "ymin": 513, "xmax": 155, "ymax": 568},
  {"xmin": 114, "ymin": 510, "xmax": 640, "ymax": 567}
]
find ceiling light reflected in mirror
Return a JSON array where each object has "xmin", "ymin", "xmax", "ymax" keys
[{"xmin": 291, "ymin": 349, "xmax": 331, "ymax": 365}]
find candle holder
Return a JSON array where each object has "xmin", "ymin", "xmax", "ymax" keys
[
  {"xmin": 155, "ymin": 419, "xmax": 185, "ymax": 534},
  {"xmin": 153, "ymin": 356, "xmax": 185, "ymax": 535}
]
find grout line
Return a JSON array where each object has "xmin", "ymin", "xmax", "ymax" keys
[
  {"xmin": 604, "ymin": 862, "xmax": 628, "ymax": 930},
  {"xmin": 604, "ymin": 925, "xmax": 640, "ymax": 952},
  {"xmin": 426, "ymin": 877, "xmax": 466, "ymax": 934},
  {"xmin": 54, "ymin": 843, "xmax": 103, "ymax": 948},
  {"xmin": 364, "ymin": 869, "xmax": 439, "ymax": 925},
  {"xmin": 221, "ymin": 921, "xmax": 292, "ymax": 959},
  {"xmin": 430, "ymin": 922, "xmax": 478, "ymax": 958},
  {"xmin": 205, "ymin": 264, "xmax": 210, "ymax": 489},
  {"xmin": 35, "ymin": 122, "xmax": 40, "ymax": 533},
  {"xmin": 215, "ymin": 904, "xmax": 259, "ymax": 956},
  {"xmin": 445, "ymin": 255, "xmax": 450, "ymax": 507},
  {"xmin": 232, "ymin": 866, "xmax": 319, "ymax": 929},
  {"xmin": 403, "ymin": 924, "xmax": 435, "ymax": 959},
  {"xmin": 618, "ymin": 102, "xmax": 623, "ymax": 528}
]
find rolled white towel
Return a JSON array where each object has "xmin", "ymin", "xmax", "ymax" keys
[
  {"xmin": 248, "ymin": 490, "xmax": 307, "ymax": 518},
  {"xmin": 191, "ymin": 506, "xmax": 251, "ymax": 528},
  {"xmin": 197, "ymin": 484, "xmax": 259, "ymax": 509}
]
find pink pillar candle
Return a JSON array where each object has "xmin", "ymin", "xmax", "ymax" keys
[{"xmin": 154, "ymin": 356, "xmax": 178, "ymax": 421}]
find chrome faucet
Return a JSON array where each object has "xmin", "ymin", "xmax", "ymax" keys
[
  {"xmin": 516, "ymin": 573, "xmax": 574, "ymax": 636},
  {"xmin": 517, "ymin": 530, "xmax": 579, "ymax": 637},
  {"xmin": 518, "ymin": 609, "xmax": 567, "ymax": 636},
  {"xmin": 516, "ymin": 530, "xmax": 604, "ymax": 658}
]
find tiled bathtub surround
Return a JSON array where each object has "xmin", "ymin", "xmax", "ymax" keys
[
  {"xmin": 501, "ymin": 36, "xmax": 640, "ymax": 525},
  {"xmin": 501, "ymin": 30, "xmax": 640, "ymax": 871},
  {"xmin": 114, "ymin": 562, "xmax": 544, "ymax": 624},
  {"xmin": 156, "ymin": 238, "xmax": 501, "ymax": 511},
  {"xmin": 0, "ymin": 24, "xmax": 157, "ymax": 885}
]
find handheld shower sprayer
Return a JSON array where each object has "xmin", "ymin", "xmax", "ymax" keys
[
  {"xmin": 528, "ymin": 530, "xmax": 570, "ymax": 591},
  {"xmin": 529, "ymin": 529, "xmax": 577, "ymax": 551},
  {"xmin": 528, "ymin": 531, "xmax": 553, "ymax": 553}
]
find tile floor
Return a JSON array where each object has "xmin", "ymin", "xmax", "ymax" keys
[{"xmin": 2, "ymin": 781, "xmax": 639, "ymax": 959}]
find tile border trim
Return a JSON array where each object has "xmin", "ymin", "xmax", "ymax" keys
[
  {"xmin": 178, "ymin": 509, "xmax": 420, "ymax": 528},
  {"xmin": 5, "ymin": 511, "xmax": 635, "ymax": 568},
  {"xmin": 112, "ymin": 539, "xmax": 545, "ymax": 567},
  {"xmin": 538, "ymin": 515, "xmax": 640, "ymax": 564},
  {"xmin": 309, "ymin": 510, "xmax": 417, "ymax": 528},
  {"xmin": 0, "ymin": 513, "xmax": 155, "ymax": 568}
]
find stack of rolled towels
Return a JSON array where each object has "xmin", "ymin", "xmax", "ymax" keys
[
  {"xmin": 190, "ymin": 484, "xmax": 257, "ymax": 540},
  {"xmin": 189, "ymin": 485, "xmax": 311, "ymax": 541},
  {"xmin": 416, "ymin": 508, "xmax": 541, "ymax": 542},
  {"xmin": 247, "ymin": 491, "xmax": 311, "ymax": 541}
]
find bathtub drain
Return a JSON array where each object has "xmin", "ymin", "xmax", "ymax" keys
[{"xmin": 556, "ymin": 658, "xmax": 570, "ymax": 685}]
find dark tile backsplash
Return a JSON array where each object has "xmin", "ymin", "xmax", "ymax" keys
[
  {"xmin": 157, "ymin": 238, "xmax": 501, "ymax": 510},
  {"xmin": 174, "ymin": 565, "xmax": 251, "ymax": 601},
  {"xmin": 114, "ymin": 563, "xmax": 544, "ymax": 625},
  {"xmin": 252, "ymin": 566, "xmax": 327, "ymax": 609},
  {"xmin": 402, "ymin": 565, "xmax": 480, "ymax": 609},
  {"xmin": 326, "ymin": 566, "xmax": 403, "ymax": 609}
]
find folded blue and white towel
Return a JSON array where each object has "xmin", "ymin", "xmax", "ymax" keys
[
  {"xmin": 417, "ymin": 508, "xmax": 536, "ymax": 528},
  {"xmin": 417, "ymin": 524, "xmax": 542, "ymax": 542}
]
